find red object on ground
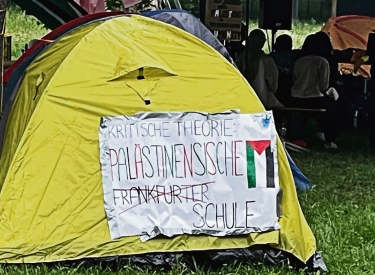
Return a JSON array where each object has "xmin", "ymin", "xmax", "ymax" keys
[{"xmin": 292, "ymin": 140, "xmax": 307, "ymax": 148}]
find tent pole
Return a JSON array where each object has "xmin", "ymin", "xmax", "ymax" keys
[
  {"xmin": 244, "ymin": 0, "xmax": 250, "ymax": 78},
  {"xmin": 0, "ymin": 0, "xmax": 6, "ymax": 118},
  {"xmin": 200, "ymin": 0, "xmax": 206, "ymax": 25}
]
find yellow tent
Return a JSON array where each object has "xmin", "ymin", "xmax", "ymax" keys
[{"xmin": 0, "ymin": 14, "xmax": 318, "ymax": 266}]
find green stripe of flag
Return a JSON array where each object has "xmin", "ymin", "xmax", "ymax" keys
[{"xmin": 246, "ymin": 143, "xmax": 256, "ymax": 188}]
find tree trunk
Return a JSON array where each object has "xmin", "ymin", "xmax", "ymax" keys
[
  {"xmin": 0, "ymin": 0, "xmax": 6, "ymax": 116},
  {"xmin": 292, "ymin": 0, "xmax": 299, "ymax": 21},
  {"xmin": 331, "ymin": 0, "xmax": 337, "ymax": 17},
  {"xmin": 306, "ymin": 0, "xmax": 310, "ymax": 18}
]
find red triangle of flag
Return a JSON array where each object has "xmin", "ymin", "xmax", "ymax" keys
[{"xmin": 247, "ymin": 140, "xmax": 271, "ymax": 155}]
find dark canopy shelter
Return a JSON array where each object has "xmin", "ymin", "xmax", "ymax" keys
[{"xmin": 11, "ymin": 0, "xmax": 87, "ymax": 29}]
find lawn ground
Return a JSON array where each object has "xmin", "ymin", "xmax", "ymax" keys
[{"xmin": 3, "ymin": 5, "xmax": 375, "ymax": 275}]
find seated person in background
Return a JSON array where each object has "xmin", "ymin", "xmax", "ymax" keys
[
  {"xmin": 236, "ymin": 29, "xmax": 283, "ymax": 109},
  {"xmin": 270, "ymin": 34, "xmax": 299, "ymax": 106},
  {"xmin": 314, "ymin": 31, "xmax": 353, "ymax": 130},
  {"xmin": 291, "ymin": 34, "xmax": 343, "ymax": 149},
  {"xmin": 270, "ymin": 34, "xmax": 297, "ymax": 74}
]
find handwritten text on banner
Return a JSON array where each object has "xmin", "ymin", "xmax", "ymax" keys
[{"xmin": 99, "ymin": 111, "xmax": 281, "ymax": 241}]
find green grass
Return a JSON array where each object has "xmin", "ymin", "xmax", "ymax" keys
[
  {"xmin": 293, "ymin": 130, "xmax": 375, "ymax": 275},
  {"xmin": 3, "ymin": 5, "xmax": 375, "ymax": 275},
  {"xmin": 0, "ymin": 264, "xmax": 319, "ymax": 275}
]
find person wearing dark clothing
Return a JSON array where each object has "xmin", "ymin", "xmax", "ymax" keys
[
  {"xmin": 314, "ymin": 31, "xmax": 353, "ymax": 131},
  {"xmin": 271, "ymin": 34, "xmax": 296, "ymax": 74},
  {"xmin": 270, "ymin": 34, "xmax": 299, "ymax": 106},
  {"xmin": 236, "ymin": 29, "xmax": 283, "ymax": 109},
  {"xmin": 291, "ymin": 34, "xmax": 343, "ymax": 149}
]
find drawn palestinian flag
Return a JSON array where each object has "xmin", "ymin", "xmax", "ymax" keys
[{"xmin": 246, "ymin": 140, "xmax": 275, "ymax": 188}]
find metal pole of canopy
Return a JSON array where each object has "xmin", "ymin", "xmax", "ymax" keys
[
  {"xmin": 200, "ymin": 0, "xmax": 206, "ymax": 25},
  {"xmin": 244, "ymin": 0, "xmax": 250, "ymax": 78},
  {"xmin": 292, "ymin": 0, "xmax": 298, "ymax": 20},
  {"xmin": 163, "ymin": 0, "xmax": 172, "ymax": 9},
  {"xmin": 271, "ymin": 29, "xmax": 276, "ymax": 52},
  {"xmin": 172, "ymin": 0, "xmax": 182, "ymax": 9}
]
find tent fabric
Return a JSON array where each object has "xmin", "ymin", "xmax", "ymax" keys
[
  {"xmin": 142, "ymin": 10, "xmax": 232, "ymax": 63},
  {"xmin": 2, "ymin": 9, "xmax": 232, "ymax": 114},
  {"xmin": 321, "ymin": 15, "xmax": 375, "ymax": 51},
  {"xmin": 11, "ymin": 0, "xmax": 87, "ymax": 30},
  {"xmin": 0, "ymin": 15, "xmax": 316, "ymax": 264},
  {"xmin": 3, "ymin": 9, "xmax": 311, "ymax": 195},
  {"xmin": 0, "ymin": 14, "xmax": 126, "ymax": 152},
  {"xmin": 2, "ymin": 12, "xmax": 125, "ymax": 113}
]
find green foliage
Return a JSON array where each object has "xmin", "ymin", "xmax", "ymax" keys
[
  {"xmin": 5, "ymin": 5, "xmax": 48, "ymax": 59},
  {"xmin": 297, "ymin": 0, "xmax": 331, "ymax": 23},
  {"xmin": 8, "ymin": 1, "xmax": 17, "ymax": 8},
  {"xmin": 276, "ymin": 20, "xmax": 323, "ymax": 50},
  {"xmin": 245, "ymin": 20, "xmax": 322, "ymax": 53},
  {"xmin": 180, "ymin": 0, "xmax": 199, "ymax": 18},
  {"xmin": 106, "ymin": 0, "xmax": 125, "ymax": 10},
  {"xmin": 249, "ymin": 0, "xmax": 330, "ymax": 22},
  {"xmin": 105, "ymin": 0, "xmax": 155, "ymax": 13},
  {"xmin": 128, "ymin": 0, "xmax": 156, "ymax": 13},
  {"xmin": 105, "ymin": 0, "xmax": 200, "ymax": 16}
]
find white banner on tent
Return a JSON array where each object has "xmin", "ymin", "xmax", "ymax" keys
[{"xmin": 99, "ymin": 111, "xmax": 281, "ymax": 241}]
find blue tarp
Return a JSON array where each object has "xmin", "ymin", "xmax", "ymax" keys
[{"xmin": 286, "ymin": 150, "xmax": 312, "ymax": 191}]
